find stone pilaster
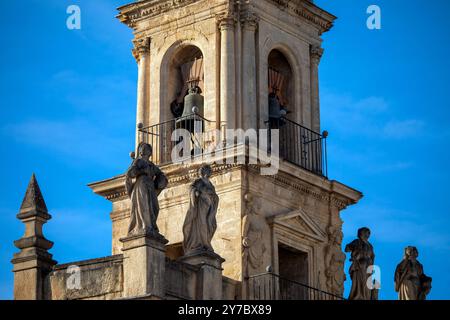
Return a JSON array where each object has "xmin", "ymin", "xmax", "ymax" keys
[
  {"xmin": 179, "ymin": 250, "xmax": 225, "ymax": 300},
  {"xmin": 219, "ymin": 16, "xmax": 237, "ymax": 130},
  {"xmin": 310, "ymin": 45, "xmax": 323, "ymax": 133},
  {"xmin": 120, "ymin": 232, "xmax": 168, "ymax": 299},
  {"xmin": 241, "ymin": 13, "xmax": 259, "ymax": 130},
  {"xmin": 133, "ymin": 37, "xmax": 151, "ymax": 149},
  {"xmin": 12, "ymin": 174, "xmax": 57, "ymax": 300}
]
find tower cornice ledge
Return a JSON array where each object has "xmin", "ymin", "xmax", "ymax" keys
[
  {"xmin": 117, "ymin": 0, "xmax": 336, "ymax": 34},
  {"xmin": 263, "ymin": 0, "xmax": 336, "ymax": 34},
  {"xmin": 89, "ymin": 161, "xmax": 362, "ymax": 211},
  {"xmin": 117, "ymin": 0, "xmax": 204, "ymax": 28}
]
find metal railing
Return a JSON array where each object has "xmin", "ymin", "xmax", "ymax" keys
[
  {"xmin": 267, "ymin": 118, "xmax": 328, "ymax": 177},
  {"xmin": 139, "ymin": 114, "xmax": 225, "ymax": 165},
  {"xmin": 138, "ymin": 115, "xmax": 328, "ymax": 178},
  {"xmin": 246, "ymin": 272, "xmax": 344, "ymax": 300}
]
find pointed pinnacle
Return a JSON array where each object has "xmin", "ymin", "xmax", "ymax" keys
[{"xmin": 19, "ymin": 173, "xmax": 48, "ymax": 214}]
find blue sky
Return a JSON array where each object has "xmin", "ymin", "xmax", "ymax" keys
[{"xmin": 0, "ymin": 0, "xmax": 448, "ymax": 300}]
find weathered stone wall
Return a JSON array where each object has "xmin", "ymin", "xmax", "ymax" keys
[
  {"xmin": 165, "ymin": 259, "xmax": 199, "ymax": 300},
  {"xmin": 44, "ymin": 252, "xmax": 240, "ymax": 300},
  {"xmin": 46, "ymin": 255, "xmax": 124, "ymax": 300}
]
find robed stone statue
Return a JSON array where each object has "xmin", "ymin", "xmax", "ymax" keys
[
  {"xmin": 325, "ymin": 226, "xmax": 347, "ymax": 296},
  {"xmin": 394, "ymin": 246, "xmax": 432, "ymax": 300},
  {"xmin": 183, "ymin": 165, "xmax": 219, "ymax": 255},
  {"xmin": 125, "ymin": 143, "xmax": 168, "ymax": 236},
  {"xmin": 242, "ymin": 194, "xmax": 269, "ymax": 277},
  {"xmin": 345, "ymin": 227, "xmax": 378, "ymax": 300}
]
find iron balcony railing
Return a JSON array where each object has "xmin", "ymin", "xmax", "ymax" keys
[
  {"xmin": 138, "ymin": 114, "xmax": 225, "ymax": 166},
  {"xmin": 138, "ymin": 115, "xmax": 328, "ymax": 177},
  {"xmin": 247, "ymin": 272, "xmax": 344, "ymax": 301},
  {"xmin": 266, "ymin": 118, "xmax": 328, "ymax": 177}
]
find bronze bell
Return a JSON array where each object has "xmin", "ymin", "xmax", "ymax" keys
[
  {"xmin": 268, "ymin": 92, "xmax": 286, "ymax": 127},
  {"xmin": 176, "ymin": 86, "xmax": 204, "ymax": 132},
  {"xmin": 268, "ymin": 92, "xmax": 282, "ymax": 119}
]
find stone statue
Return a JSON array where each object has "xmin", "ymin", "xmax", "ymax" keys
[
  {"xmin": 242, "ymin": 194, "xmax": 268, "ymax": 277},
  {"xmin": 125, "ymin": 143, "xmax": 168, "ymax": 236},
  {"xmin": 325, "ymin": 226, "xmax": 346, "ymax": 296},
  {"xmin": 394, "ymin": 246, "xmax": 432, "ymax": 300},
  {"xmin": 345, "ymin": 227, "xmax": 378, "ymax": 300},
  {"xmin": 182, "ymin": 165, "xmax": 219, "ymax": 255}
]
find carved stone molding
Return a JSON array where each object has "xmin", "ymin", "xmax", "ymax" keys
[
  {"xmin": 246, "ymin": 164, "xmax": 354, "ymax": 211},
  {"xmin": 117, "ymin": 0, "xmax": 335, "ymax": 36},
  {"xmin": 90, "ymin": 162, "xmax": 356, "ymax": 212},
  {"xmin": 218, "ymin": 13, "xmax": 237, "ymax": 31},
  {"xmin": 132, "ymin": 37, "xmax": 151, "ymax": 62},
  {"xmin": 167, "ymin": 163, "xmax": 242, "ymax": 186},
  {"xmin": 267, "ymin": 0, "xmax": 335, "ymax": 34},
  {"xmin": 92, "ymin": 163, "xmax": 243, "ymax": 201},
  {"xmin": 240, "ymin": 11, "xmax": 259, "ymax": 31},
  {"xmin": 268, "ymin": 209, "xmax": 328, "ymax": 243},
  {"xmin": 117, "ymin": 0, "xmax": 199, "ymax": 27},
  {"xmin": 325, "ymin": 225, "xmax": 346, "ymax": 296},
  {"xmin": 310, "ymin": 45, "xmax": 324, "ymax": 65}
]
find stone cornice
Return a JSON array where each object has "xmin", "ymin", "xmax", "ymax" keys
[
  {"xmin": 265, "ymin": 0, "xmax": 336, "ymax": 34},
  {"xmin": 117, "ymin": 0, "xmax": 335, "ymax": 35},
  {"xmin": 90, "ymin": 159, "xmax": 361, "ymax": 212},
  {"xmin": 88, "ymin": 162, "xmax": 244, "ymax": 201},
  {"xmin": 117, "ymin": 0, "xmax": 201, "ymax": 28},
  {"xmin": 89, "ymin": 146, "xmax": 361, "ymax": 210},
  {"xmin": 246, "ymin": 162, "xmax": 362, "ymax": 211}
]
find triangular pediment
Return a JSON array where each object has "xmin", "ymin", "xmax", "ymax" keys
[{"xmin": 269, "ymin": 210, "xmax": 327, "ymax": 242}]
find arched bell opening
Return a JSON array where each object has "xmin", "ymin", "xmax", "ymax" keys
[
  {"xmin": 267, "ymin": 49, "xmax": 294, "ymax": 128},
  {"xmin": 168, "ymin": 45, "xmax": 205, "ymax": 125},
  {"xmin": 163, "ymin": 44, "xmax": 209, "ymax": 159}
]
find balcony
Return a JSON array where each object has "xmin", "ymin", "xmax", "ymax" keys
[
  {"xmin": 138, "ymin": 114, "xmax": 225, "ymax": 166},
  {"xmin": 247, "ymin": 272, "xmax": 344, "ymax": 300},
  {"xmin": 138, "ymin": 115, "xmax": 328, "ymax": 177},
  {"xmin": 267, "ymin": 118, "xmax": 328, "ymax": 177}
]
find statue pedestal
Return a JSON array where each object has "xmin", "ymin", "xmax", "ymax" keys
[
  {"xmin": 179, "ymin": 250, "xmax": 225, "ymax": 300},
  {"xmin": 120, "ymin": 232, "xmax": 168, "ymax": 299}
]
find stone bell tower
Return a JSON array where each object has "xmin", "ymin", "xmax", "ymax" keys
[{"xmin": 87, "ymin": 0, "xmax": 362, "ymax": 299}]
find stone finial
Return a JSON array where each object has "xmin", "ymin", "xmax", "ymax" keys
[
  {"xmin": 19, "ymin": 173, "xmax": 49, "ymax": 218},
  {"xmin": 12, "ymin": 174, "xmax": 56, "ymax": 300},
  {"xmin": 14, "ymin": 174, "xmax": 54, "ymax": 251}
]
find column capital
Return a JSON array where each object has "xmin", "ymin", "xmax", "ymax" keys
[
  {"xmin": 218, "ymin": 14, "xmax": 236, "ymax": 31},
  {"xmin": 310, "ymin": 45, "xmax": 324, "ymax": 64},
  {"xmin": 132, "ymin": 37, "xmax": 151, "ymax": 62},
  {"xmin": 241, "ymin": 12, "xmax": 259, "ymax": 31}
]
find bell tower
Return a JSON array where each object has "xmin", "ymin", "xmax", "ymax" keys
[
  {"xmin": 88, "ymin": 0, "xmax": 362, "ymax": 299},
  {"xmin": 120, "ymin": 0, "xmax": 332, "ymax": 144}
]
